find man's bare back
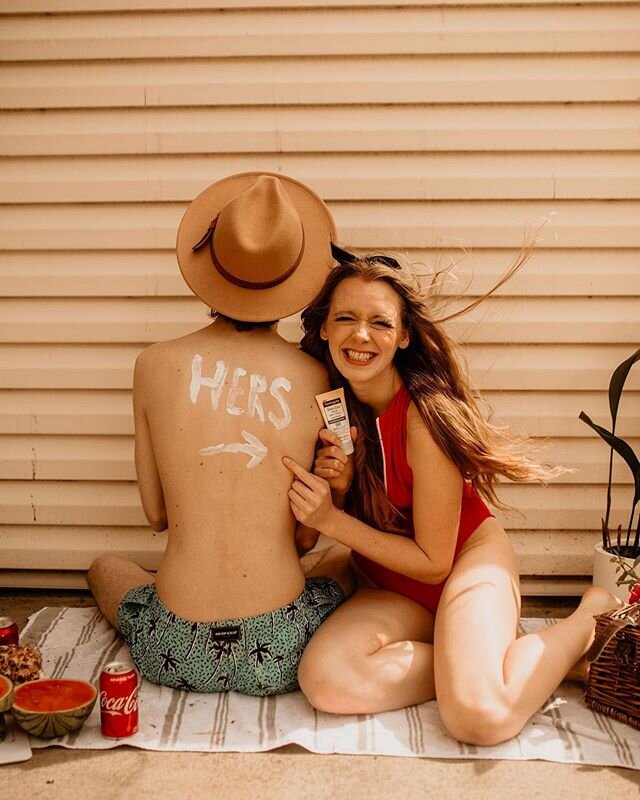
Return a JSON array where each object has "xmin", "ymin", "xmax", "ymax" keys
[
  {"xmin": 88, "ymin": 171, "xmax": 350, "ymax": 696},
  {"xmin": 134, "ymin": 318, "xmax": 329, "ymax": 621}
]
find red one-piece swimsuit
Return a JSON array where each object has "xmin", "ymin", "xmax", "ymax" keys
[{"xmin": 350, "ymin": 384, "xmax": 493, "ymax": 615}]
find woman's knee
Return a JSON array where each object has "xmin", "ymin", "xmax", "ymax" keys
[
  {"xmin": 438, "ymin": 691, "xmax": 524, "ymax": 746},
  {"xmin": 298, "ymin": 644, "xmax": 368, "ymax": 714}
]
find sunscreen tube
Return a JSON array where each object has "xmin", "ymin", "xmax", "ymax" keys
[{"xmin": 315, "ymin": 388, "xmax": 354, "ymax": 455}]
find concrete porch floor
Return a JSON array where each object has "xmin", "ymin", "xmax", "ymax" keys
[{"xmin": 1, "ymin": 589, "xmax": 638, "ymax": 800}]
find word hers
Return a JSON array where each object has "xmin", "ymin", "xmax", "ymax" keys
[{"xmin": 190, "ymin": 354, "xmax": 292, "ymax": 430}]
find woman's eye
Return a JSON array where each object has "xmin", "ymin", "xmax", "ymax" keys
[
  {"xmin": 334, "ymin": 316, "xmax": 354, "ymax": 323},
  {"xmin": 371, "ymin": 320, "xmax": 393, "ymax": 330}
]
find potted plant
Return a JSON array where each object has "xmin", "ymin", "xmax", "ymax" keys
[{"xmin": 579, "ymin": 347, "xmax": 640, "ymax": 602}]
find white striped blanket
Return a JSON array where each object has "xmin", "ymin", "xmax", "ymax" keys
[{"xmin": 22, "ymin": 606, "xmax": 639, "ymax": 769}]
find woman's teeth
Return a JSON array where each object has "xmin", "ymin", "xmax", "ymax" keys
[{"xmin": 345, "ymin": 350, "xmax": 374, "ymax": 363}]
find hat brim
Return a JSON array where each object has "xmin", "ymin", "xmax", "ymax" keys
[{"xmin": 176, "ymin": 172, "xmax": 337, "ymax": 322}]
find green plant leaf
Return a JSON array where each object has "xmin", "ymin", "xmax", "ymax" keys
[
  {"xmin": 578, "ymin": 412, "xmax": 640, "ymax": 506},
  {"xmin": 609, "ymin": 347, "xmax": 640, "ymax": 430}
]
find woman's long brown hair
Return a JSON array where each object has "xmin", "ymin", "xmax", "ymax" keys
[{"xmin": 300, "ymin": 256, "xmax": 561, "ymax": 531}]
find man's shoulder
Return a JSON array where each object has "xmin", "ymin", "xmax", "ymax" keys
[
  {"xmin": 272, "ymin": 341, "xmax": 329, "ymax": 392},
  {"xmin": 135, "ymin": 327, "xmax": 208, "ymax": 363},
  {"xmin": 134, "ymin": 339, "xmax": 173, "ymax": 372}
]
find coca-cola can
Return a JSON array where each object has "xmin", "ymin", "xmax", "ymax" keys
[
  {"xmin": 99, "ymin": 661, "xmax": 139, "ymax": 738},
  {"xmin": 0, "ymin": 616, "xmax": 19, "ymax": 646}
]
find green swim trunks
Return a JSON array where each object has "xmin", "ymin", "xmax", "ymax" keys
[{"xmin": 116, "ymin": 577, "xmax": 345, "ymax": 696}]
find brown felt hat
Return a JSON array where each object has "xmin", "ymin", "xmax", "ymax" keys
[{"xmin": 176, "ymin": 172, "xmax": 338, "ymax": 322}]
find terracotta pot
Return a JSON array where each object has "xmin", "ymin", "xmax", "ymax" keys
[{"xmin": 592, "ymin": 543, "xmax": 636, "ymax": 602}]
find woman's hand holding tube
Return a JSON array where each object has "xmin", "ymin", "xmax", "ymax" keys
[
  {"xmin": 284, "ymin": 457, "xmax": 340, "ymax": 533},
  {"xmin": 312, "ymin": 427, "xmax": 357, "ymax": 496}
]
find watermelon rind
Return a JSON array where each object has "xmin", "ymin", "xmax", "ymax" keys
[
  {"xmin": 11, "ymin": 679, "xmax": 97, "ymax": 739},
  {"xmin": 0, "ymin": 675, "xmax": 13, "ymax": 713}
]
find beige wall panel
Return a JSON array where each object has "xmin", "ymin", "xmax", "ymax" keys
[
  {"xmin": 537, "ymin": 438, "xmax": 639, "ymax": 485},
  {"xmin": 0, "ymin": 481, "xmax": 145, "ymax": 526},
  {"xmin": 0, "ymin": 476, "xmax": 634, "ymax": 530},
  {"xmin": 2, "ymin": 56, "xmax": 638, "ymax": 109},
  {"xmin": 1, "ymin": 436, "xmax": 134, "ymax": 481},
  {"xmin": 1, "ymin": 201, "xmax": 638, "ymax": 249},
  {"xmin": 0, "ymin": 572, "xmax": 91, "ymax": 590},
  {"xmin": 3, "ymin": 0, "xmax": 636, "ymax": 11},
  {"xmin": 2, "ymin": 343, "xmax": 639, "ymax": 393},
  {"xmin": 0, "ymin": 527, "xmax": 601, "ymax": 578},
  {"xmin": 3, "ymin": 106, "xmax": 638, "ymax": 156},
  {"xmin": 482, "ymin": 392, "xmax": 640, "ymax": 439},
  {"xmin": 0, "ymin": 345, "xmax": 139, "ymax": 389},
  {"xmin": 2, "ymin": 7, "xmax": 639, "ymax": 60},
  {"xmin": 3, "ymin": 249, "xmax": 637, "ymax": 298},
  {"xmin": 0, "ymin": 251, "xmax": 187, "ymax": 297},
  {"xmin": 0, "ymin": 390, "xmax": 133, "ymax": 435},
  {"xmin": 1, "ymin": 296, "xmax": 637, "ymax": 345},
  {"xmin": 2, "ymin": 344, "xmax": 639, "ymax": 397},
  {"xmin": 3, "ymin": 435, "xmax": 637, "ymax": 486},
  {"xmin": 0, "ymin": 3, "xmax": 638, "ymax": 590},
  {"xmin": 0, "ymin": 526, "xmax": 163, "ymax": 571},
  {"xmin": 465, "ymin": 345, "xmax": 640, "ymax": 392},
  {"xmin": 0, "ymin": 298, "xmax": 206, "ymax": 342},
  {"xmin": 0, "ymin": 478, "xmax": 352, "ymax": 529},
  {"xmin": 3, "ymin": 388, "xmax": 638, "ymax": 441},
  {"xmin": 512, "ymin": 531, "xmax": 602, "ymax": 577},
  {"xmin": 494, "ymin": 485, "xmax": 633, "ymax": 531},
  {"xmin": 5, "ymin": 153, "xmax": 640, "ymax": 203},
  {"xmin": 417, "ymin": 250, "xmax": 640, "ymax": 297}
]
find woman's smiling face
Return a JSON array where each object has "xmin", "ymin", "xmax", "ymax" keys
[{"xmin": 321, "ymin": 276, "xmax": 409, "ymax": 385}]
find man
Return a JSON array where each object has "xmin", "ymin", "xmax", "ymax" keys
[{"xmin": 88, "ymin": 172, "xmax": 351, "ymax": 696}]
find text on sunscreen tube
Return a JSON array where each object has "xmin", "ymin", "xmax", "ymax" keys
[{"xmin": 315, "ymin": 388, "xmax": 354, "ymax": 455}]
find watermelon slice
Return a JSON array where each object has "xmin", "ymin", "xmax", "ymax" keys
[
  {"xmin": 12, "ymin": 678, "xmax": 97, "ymax": 739},
  {"xmin": 0, "ymin": 674, "xmax": 13, "ymax": 713},
  {"xmin": 0, "ymin": 674, "xmax": 14, "ymax": 742}
]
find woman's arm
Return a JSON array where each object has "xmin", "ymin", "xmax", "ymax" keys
[
  {"xmin": 295, "ymin": 427, "xmax": 357, "ymax": 556},
  {"xmin": 405, "ymin": 402, "xmax": 462, "ymax": 581},
  {"xmin": 284, "ymin": 405, "xmax": 462, "ymax": 583},
  {"xmin": 133, "ymin": 353, "xmax": 168, "ymax": 532}
]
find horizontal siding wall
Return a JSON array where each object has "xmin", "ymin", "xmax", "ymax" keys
[{"xmin": 0, "ymin": 2, "xmax": 638, "ymax": 591}]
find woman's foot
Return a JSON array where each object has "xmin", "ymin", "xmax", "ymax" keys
[
  {"xmin": 565, "ymin": 587, "xmax": 623, "ymax": 683},
  {"xmin": 577, "ymin": 586, "xmax": 623, "ymax": 617}
]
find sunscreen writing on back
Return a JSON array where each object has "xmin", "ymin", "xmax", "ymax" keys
[{"xmin": 315, "ymin": 388, "xmax": 354, "ymax": 455}]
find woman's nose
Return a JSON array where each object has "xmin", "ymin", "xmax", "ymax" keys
[{"xmin": 352, "ymin": 321, "xmax": 370, "ymax": 341}]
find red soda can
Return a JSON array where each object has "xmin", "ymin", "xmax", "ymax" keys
[
  {"xmin": 99, "ymin": 661, "xmax": 139, "ymax": 738},
  {"xmin": 0, "ymin": 616, "xmax": 19, "ymax": 646}
]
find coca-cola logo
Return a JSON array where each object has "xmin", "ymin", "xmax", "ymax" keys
[{"xmin": 100, "ymin": 689, "xmax": 138, "ymax": 716}]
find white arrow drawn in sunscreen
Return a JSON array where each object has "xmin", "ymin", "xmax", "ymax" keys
[{"xmin": 199, "ymin": 430, "xmax": 268, "ymax": 469}]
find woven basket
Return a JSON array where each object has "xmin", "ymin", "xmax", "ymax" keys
[{"xmin": 585, "ymin": 601, "xmax": 640, "ymax": 730}]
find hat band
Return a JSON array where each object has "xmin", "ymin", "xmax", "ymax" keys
[{"xmin": 192, "ymin": 216, "xmax": 306, "ymax": 290}]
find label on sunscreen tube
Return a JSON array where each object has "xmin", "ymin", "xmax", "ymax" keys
[{"xmin": 315, "ymin": 388, "xmax": 354, "ymax": 455}]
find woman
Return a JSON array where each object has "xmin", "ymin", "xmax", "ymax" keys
[{"xmin": 283, "ymin": 253, "xmax": 619, "ymax": 745}]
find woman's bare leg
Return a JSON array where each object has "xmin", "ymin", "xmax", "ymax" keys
[
  {"xmin": 87, "ymin": 555, "xmax": 154, "ymax": 630},
  {"xmin": 434, "ymin": 518, "xmax": 621, "ymax": 746},
  {"xmin": 298, "ymin": 588, "xmax": 436, "ymax": 714}
]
